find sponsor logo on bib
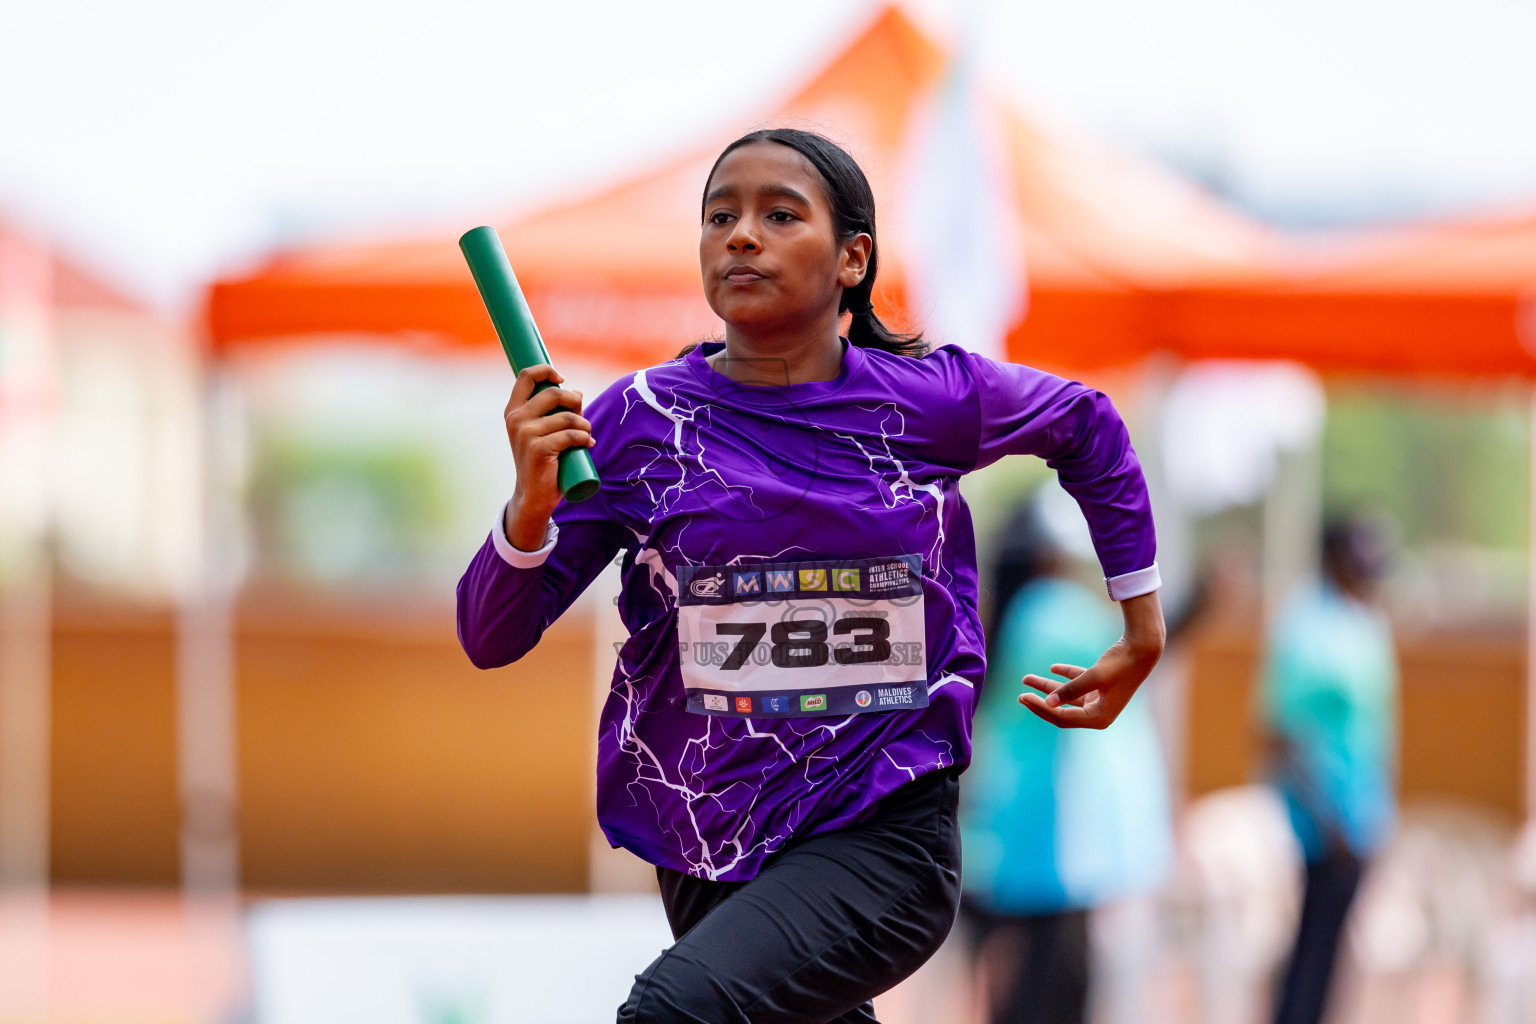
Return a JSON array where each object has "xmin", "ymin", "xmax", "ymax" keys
[
  {"xmin": 832, "ymin": 568, "xmax": 861, "ymax": 591},
  {"xmin": 854, "ymin": 690, "xmax": 872, "ymax": 708},
  {"xmin": 766, "ymin": 570, "xmax": 796, "ymax": 593},
  {"xmin": 797, "ymin": 569, "xmax": 827, "ymax": 591},
  {"xmin": 800, "ymin": 694, "xmax": 827, "ymax": 711},
  {"xmin": 764, "ymin": 696, "xmax": 788, "ymax": 712},
  {"xmin": 733, "ymin": 572, "xmax": 761, "ymax": 595},
  {"xmin": 703, "ymin": 694, "xmax": 728, "ymax": 711},
  {"xmin": 734, "ymin": 696, "xmax": 752, "ymax": 713}
]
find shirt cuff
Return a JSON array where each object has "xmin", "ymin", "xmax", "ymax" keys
[
  {"xmin": 1105, "ymin": 563, "xmax": 1161, "ymax": 602},
  {"xmin": 490, "ymin": 500, "xmax": 559, "ymax": 568}
]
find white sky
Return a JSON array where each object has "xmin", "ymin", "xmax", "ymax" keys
[{"xmin": 2, "ymin": 0, "xmax": 1534, "ymax": 312}]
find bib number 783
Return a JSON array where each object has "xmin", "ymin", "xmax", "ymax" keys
[
  {"xmin": 675, "ymin": 555, "xmax": 928, "ymax": 716},
  {"xmin": 715, "ymin": 616, "xmax": 892, "ymax": 670}
]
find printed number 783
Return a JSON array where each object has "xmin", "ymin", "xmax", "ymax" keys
[{"xmin": 714, "ymin": 617, "xmax": 891, "ymax": 670}]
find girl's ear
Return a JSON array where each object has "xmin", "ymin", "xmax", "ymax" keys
[{"xmin": 838, "ymin": 232, "xmax": 873, "ymax": 288}]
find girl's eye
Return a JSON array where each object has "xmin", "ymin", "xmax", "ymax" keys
[
  {"xmin": 768, "ymin": 210, "xmax": 796, "ymax": 223},
  {"xmin": 709, "ymin": 211, "xmax": 734, "ymax": 225}
]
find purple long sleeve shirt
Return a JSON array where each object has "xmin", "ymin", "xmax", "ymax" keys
[{"xmin": 457, "ymin": 340, "xmax": 1158, "ymax": 881}]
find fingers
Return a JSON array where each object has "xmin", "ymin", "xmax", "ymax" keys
[
  {"xmin": 1020, "ymin": 673, "xmax": 1086, "ymax": 707},
  {"xmin": 1019, "ymin": 693, "xmax": 1106, "ymax": 729},
  {"xmin": 506, "ymin": 367, "xmax": 585, "ymax": 421},
  {"xmin": 527, "ymin": 427, "xmax": 597, "ymax": 455},
  {"xmin": 1019, "ymin": 673, "xmax": 1051, "ymax": 694},
  {"xmin": 1044, "ymin": 664, "xmax": 1102, "ymax": 708},
  {"xmin": 516, "ymin": 405, "xmax": 586, "ymax": 436},
  {"xmin": 1018, "ymin": 665, "xmax": 1084, "ymax": 693},
  {"xmin": 504, "ymin": 367, "xmax": 594, "ymax": 474},
  {"xmin": 508, "ymin": 364, "xmax": 563, "ymax": 407},
  {"xmin": 1019, "ymin": 663, "xmax": 1088, "ymax": 706},
  {"xmin": 514, "ymin": 414, "xmax": 595, "ymax": 454},
  {"xmin": 1016, "ymin": 653, "xmax": 1141, "ymax": 729},
  {"xmin": 505, "ymin": 367, "xmax": 590, "ymax": 445},
  {"xmin": 521, "ymin": 382, "xmax": 585, "ymax": 419}
]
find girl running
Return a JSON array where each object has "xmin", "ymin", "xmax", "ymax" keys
[{"xmin": 457, "ymin": 127, "xmax": 1164, "ymax": 1024}]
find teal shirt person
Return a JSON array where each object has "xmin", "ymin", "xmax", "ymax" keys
[
  {"xmin": 962, "ymin": 575, "xmax": 1172, "ymax": 913},
  {"xmin": 1262, "ymin": 582, "xmax": 1398, "ymax": 861}
]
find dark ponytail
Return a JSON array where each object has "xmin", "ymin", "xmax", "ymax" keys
[{"xmin": 702, "ymin": 128, "xmax": 928, "ymax": 359}]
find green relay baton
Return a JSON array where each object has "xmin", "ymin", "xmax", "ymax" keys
[{"xmin": 460, "ymin": 225, "xmax": 601, "ymax": 503}]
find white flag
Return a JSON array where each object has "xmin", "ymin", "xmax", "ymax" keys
[
  {"xmin": 898, "ymin": 38, "xmax": 1026, "ymax": 362},
  {"xmin": 0, "ymin": 230, "xmax": 56, "ymax": 579}
]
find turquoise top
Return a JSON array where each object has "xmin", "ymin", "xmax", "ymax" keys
[
  {"xmin": 961, "ymin": 576, "xmax": 1172, "ymax": 913},
  {"xmin": 1261, "ymin": 582, "xmax": 1398, "ymax": 861}
]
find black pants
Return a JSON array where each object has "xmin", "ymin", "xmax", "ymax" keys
[
  {"xmin": 617, "ymin": 767, "xmax": 963, "ymax": 1024},
  {"xmin": 960, "ymin": 898, "xmax": 1090, "ymax": 1024},
  {"xmin": 1273, "ymin": 846, "xmax": 1365, "ymax": 1024}
]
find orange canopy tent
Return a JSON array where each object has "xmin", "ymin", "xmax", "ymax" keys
[
  {"xmin": 1167, "ymin": 208, "xmax": 1536, "ymax": 378},
  {"xmin": 206, "ymin": 6, "xmax": 1278, "ymax": 374}
]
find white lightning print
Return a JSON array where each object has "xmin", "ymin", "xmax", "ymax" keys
[
  {"xmin": 608, "ymin": 656, "xmax": 781, "ymax": 878},
  {"xmin": 881, "ymin": 731, "xmax": 956, "ymax": 781},
  {"xmin": 607, "ymin": 643, "xmax": 871, "ymax": 878},
  {"xmin": 600, "ymin": 375, "xmax": 963, "ymax": 880},
  {"xmin": 928, "ymin": 672, "xmax": 974, "ymax": 696},
  {"xmin": 606, "ymin": 373, "xmax": 878, "ymax": 879},
  {"xmin": 624, "ymin": 368, "xmax": 759, "ymax": 518},
  {"xmin": 833, "ymin": 403, "xmax": 951, "ymax": 587}
]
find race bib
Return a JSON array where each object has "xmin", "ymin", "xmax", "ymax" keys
[{"xmin": 675, "ymin": 555, "xmax": 929, "ymax": 718}]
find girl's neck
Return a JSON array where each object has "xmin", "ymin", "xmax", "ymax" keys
[{"xmin": 708, "ymin": 323, "xmax": 845, "ymax": 386}]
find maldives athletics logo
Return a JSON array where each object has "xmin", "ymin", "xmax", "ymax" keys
[{"xmin": 854, "ymin": 690, "xmax": 872, "ymax": 708}]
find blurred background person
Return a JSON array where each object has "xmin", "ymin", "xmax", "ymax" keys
[
  {"xmin": 960, "ymin": 493, "xmax": 1174, "ymax": 1024},
  {"xmin": 1263, "ymin": 513, "xmax": 1399, "ymax": 1024}
]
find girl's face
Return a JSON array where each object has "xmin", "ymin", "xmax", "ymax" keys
[{"xmin": 700, "ymin": 142, "xmax": 870, "ymax": 338}]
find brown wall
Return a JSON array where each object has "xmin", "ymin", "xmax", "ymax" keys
[
  {"xmin": 50, "ymin": 605, "xmax": 181, "ymax": 885},
  {"xmin": 1185, "ymin": 625, "xmax": 1524, "ymax": 821},
  {"xmin": 235, "ymin": 603, "xmax": 594, "ymax": 893},
  {"xmin": 48, "ymin": 596, "xmax": 595, "ymax": 893}
]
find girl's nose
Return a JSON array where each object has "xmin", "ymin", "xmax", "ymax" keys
[{"xmin": 727, "ymin": 222, "xmax": 759, "ymax": 252}]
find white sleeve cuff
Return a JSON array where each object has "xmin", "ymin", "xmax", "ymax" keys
[
  {"xmin": 1105, "ymin": 563, "xmax": 1161, "ymax": 602},
  {"xmin": 491, "ymin": 500, "xmax": 559, "ymax": 568}
]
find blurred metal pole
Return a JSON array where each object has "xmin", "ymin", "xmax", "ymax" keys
[
  {"xmin": 0, "ymin": 557, "xmax": 50, "ymax": 892},
  {"xmin": 0, "ymin": 562, "xmax": 51, "ymax": 1015},
  {"xmin": 0, "ymin": 230, "xmax": 56, "ymax": 1017},
  {"xmin": 0, "ymin": 232, "xmax": 55, "ymax": 897},
  {"xmin": 175, "ymin": 366, "xmax": 241, "ymax": 896},
  {"xmin": 1526, "ymin": 388, "xmax": 1536, "ymax": 822},
  {"xmin": 1136, "ymin": 357, "xmax": 1194, "ymax": 813},
  {"xmin": 1262, "ymin": 439, "xmax": 1322, "ymax": 626}
]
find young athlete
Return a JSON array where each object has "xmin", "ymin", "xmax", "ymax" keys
[{"xmin": 457, "ymin": 128, "xmax": 1165, "ymax": 1024}]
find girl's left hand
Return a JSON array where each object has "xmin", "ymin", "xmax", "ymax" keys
[{"xmin": 1018, "ymin": 590, "xmax": 1165, "ymax": 729}]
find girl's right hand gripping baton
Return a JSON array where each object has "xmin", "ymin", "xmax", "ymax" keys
[{"xmin": 459, "ymin": 226, "xmax": 601, "ymax": 503}]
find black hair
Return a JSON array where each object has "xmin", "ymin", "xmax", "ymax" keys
[
  {"xmin": 1322, "ymin": 513, "xmax": 1392, "ymax": 588},
  {"xmin": 702, "ymin": 127, "xmax": 928, "ymax": 359}
]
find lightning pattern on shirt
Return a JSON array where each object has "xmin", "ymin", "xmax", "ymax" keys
[
  {"xmin": 606, "ymin": 371, "xmax": 892, "ymax": 879},
  {"xmin": 456, "ymin": 342, "xmax": 1157, "ymax": 881}
]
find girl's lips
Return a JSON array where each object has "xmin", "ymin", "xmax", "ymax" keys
[{"xmin": 724, "ymin": 265, "xmax": 766, "ymax": 284}]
